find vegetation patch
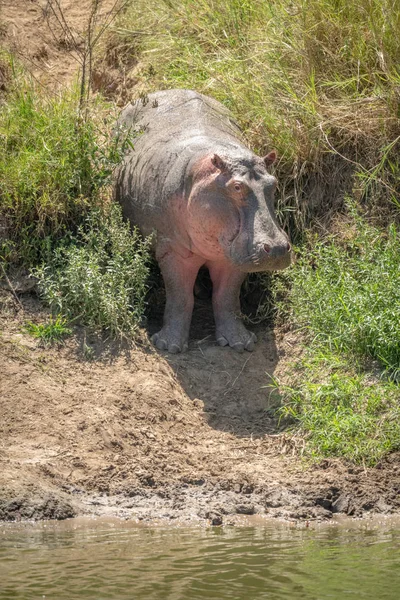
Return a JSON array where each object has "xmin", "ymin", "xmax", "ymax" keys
[
  {"xmin": 273, "ymin": 209, "xmax": 400, "ymax": 463},
  {"xmin": 276, "ymin": 353, "xmax": 400, "ymax": 465},
  {"xmin": 0, "ymin": 54, "xmax": 151, "ymax": 338},
  {"xmin": 0, "ymin": 57, "xmax": 122, "ymax": 268},
  {"xmin": 24, "ymin": 316, "xmax": 71, "ymax": 346},
  {"xmin": 35, "ymin": 204, "xmax": 151, "ymax": 338},
  {"xmin": 289, "ymin": 213, "xmax": 400, "ymax": 379}
]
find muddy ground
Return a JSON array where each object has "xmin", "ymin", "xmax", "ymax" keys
[{"xmin": 1, "ymin": 0, "xmax": 400, "ymax": 525}]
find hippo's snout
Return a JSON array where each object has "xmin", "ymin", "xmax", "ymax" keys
[
  {"xmin": 248, "ymin": 236, "xmax": 292, "ymax": 272},
  {"xmin": 256, "ymin": 238, "xmax": 292, "ymax": 270}
]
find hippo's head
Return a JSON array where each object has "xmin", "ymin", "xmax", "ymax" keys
[{"xmin": 187, "ymin": 149, "xmax": 291, "ymax": 272}]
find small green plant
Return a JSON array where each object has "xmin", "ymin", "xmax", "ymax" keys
[
  {"xmin": 35, "ymin": 203, "xmax": 152, "ymax": 338},
  {"xmin": 25, "ymin": 316, "xmax": 71, "ymax": 345}
]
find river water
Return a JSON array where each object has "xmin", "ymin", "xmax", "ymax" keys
[{"xmin": 1, "ymin": 518, "xmax": 400, "ymax": 599}]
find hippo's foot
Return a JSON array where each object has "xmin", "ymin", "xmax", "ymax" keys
[
  {"xmin": 216, "ymin": 319, "xmax": 257, "ymax": 353},
  {"xmin": 151, "ymin": 328, "xmax": 189, "ymax": 354}
]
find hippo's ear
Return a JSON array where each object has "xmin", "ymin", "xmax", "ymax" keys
[
  {"xmin": 211, "ymin": 154, "xmax": 229, "ymax": 173},
  {"xmin": 263, "ymin": 150, "xmax": 277, "ymax": 168}
]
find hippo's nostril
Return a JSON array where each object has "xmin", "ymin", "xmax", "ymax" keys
[
  {"xmin": 264, "ymin": 243, "xmax": 271, "ymax": 254},
  {"xmin": 286, "ymin": 242, "xmax": 291, "ymax": 252}
]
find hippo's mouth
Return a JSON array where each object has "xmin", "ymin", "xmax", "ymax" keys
[{"xmin": 229, "ymin": 240, "xmax": 292, "ymax": 272}]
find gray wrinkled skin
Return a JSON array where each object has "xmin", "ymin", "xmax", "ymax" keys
[{"xmin": 115, "ymin": 90, "xmax": 291, "ymax": 353}]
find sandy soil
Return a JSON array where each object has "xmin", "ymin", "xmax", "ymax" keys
[
  {"xmin": 1, "ymin": 0, "xmax": 400, "ymax": 525},
  {"xmin": 2, "ymin": 289, "xmax": 400, "ymax": 525}
]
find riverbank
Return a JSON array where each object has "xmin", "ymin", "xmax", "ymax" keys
[
  {"xmin": 1, "ymin": 0, "xmax": 400, "ymax": 525},
  {"xmin": 2, "ymin": 291, "xmax": 400, "ymax": 524}
]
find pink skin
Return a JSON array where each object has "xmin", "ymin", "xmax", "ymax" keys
[{"xmin": 152, "ymin": 151, "xmax": 286, "ymax": 353}]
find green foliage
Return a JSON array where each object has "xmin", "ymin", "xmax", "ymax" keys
[
  {"xmin": 24, "ymin": 315, "xmax": 71, "ymax": 346},
  {"xmin": 35, "ymin": 204, "xmax": 152, "ymax": 338},
  {"xmin": 289, "ymin": 215, "xmax": 400, "ymax": 379},
  {"xmin": 0, "ymin": 56, "xmax": 122, "ymax": 267},
  {"xmin": 272, "ymin": 210, "xmax": 400, "ymax": 463},
  {"xmin": 277, "ymin": 354, "xmax": 400, "ymax": 465}
]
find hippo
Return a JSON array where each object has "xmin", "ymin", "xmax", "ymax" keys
[{"xmin": 115, "ymin": 89, "xmax": 291, "ymax": 353}]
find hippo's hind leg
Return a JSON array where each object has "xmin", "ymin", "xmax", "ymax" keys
[
  {"xmin": 152, "ymin": 244, "xmax": 204, "ymax": 353},
  {"xmin": 208, "ymin": 263, "xmax": 257, "ymax": 353}
]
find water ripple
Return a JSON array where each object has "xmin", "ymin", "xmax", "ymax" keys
[{"xmin": 1, "ymin": 522, "xmax": 399, "ymax": 600}]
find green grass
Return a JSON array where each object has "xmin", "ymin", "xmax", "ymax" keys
[
  {"xmin": 288, "ymin": 211, "xmax": 400, "ymax": 380},
  {"xmin": 271, "ymin": 208, "xmax": 400, "ymax": 464},
  {"xmin": 0, "ymin": 55, "xmax": 122, "ymax": 268},
  {"xmin": 24, "ymin": 316, "xmax": 71, "ymax": 346},
  {"xmin": 0, "ymin": 53, "xmax": 151, "ymax": 339},
  {"xmin": 276, "ymin": 353, "xmax": 400, "ymax": 465}
]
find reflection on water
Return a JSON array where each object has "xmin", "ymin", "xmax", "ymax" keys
[{"xmin": 1, "ymin": 519, "xmax": 400, "ymax": 600}]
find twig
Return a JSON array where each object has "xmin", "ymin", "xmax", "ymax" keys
[
  {"xmin": 0, "ymin": 264, "xmax": 24, "ymax": 311},
  {"xmin": 223, "ymin": 356, "xmax": 251, "ymax": 395}
]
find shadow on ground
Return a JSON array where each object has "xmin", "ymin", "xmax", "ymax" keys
[{"xmin": 149, "ymin": 294, "xmax": 282, "ymax": 439}]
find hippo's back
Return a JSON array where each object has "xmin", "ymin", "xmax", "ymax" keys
[{"xmin": 116, "ymin": 89, "xmax": 242, "ymax": 147}]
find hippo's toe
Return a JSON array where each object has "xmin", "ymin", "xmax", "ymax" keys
[
  {"xmin": 216, "ymin": 326, "xmax": 257, "ymax": 353},
  {"xmin": 151, "ymin": 330, "xmax": 188, "ymax": 353}
]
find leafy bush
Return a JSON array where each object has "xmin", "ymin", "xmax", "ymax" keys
[{"xmin": 35, "ymin": 204, "xmax": 152, "ymax": 337}]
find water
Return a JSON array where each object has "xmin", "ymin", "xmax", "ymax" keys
[{"xmin": 1, "ymin": 518, "xmax": 400, "ymax": 600}]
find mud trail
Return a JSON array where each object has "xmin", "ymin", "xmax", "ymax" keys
[{"xmin": 1, "ymin": 1, "xmax": 400, "ymax": 525}]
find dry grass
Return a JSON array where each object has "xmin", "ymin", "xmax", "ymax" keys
[{"xmin": 105, "ymin": 0, "xmax": 400, "ymax": 233}]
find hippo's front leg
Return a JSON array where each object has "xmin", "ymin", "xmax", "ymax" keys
[
  {"xmin": 152, "ymin": 245, "xmax": 204, "ymax": 353},
  {"xmin": 208, "ymin": 263, "xmax": 257, "ymax": 353}
]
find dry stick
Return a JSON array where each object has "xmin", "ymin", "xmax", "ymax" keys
[
  {"xmin": 223, "ymin": 356, "xmax": 251, "ymax": 396},
  {"xmin": 84, "ymin": 0, "xmax": 102, "ymax": 111},
  {"xmin": 0, "ymin": 264, "xmax": 24, "ymax": 311},
  {"xmin": 44, "ymin": 9, "xmax": 84, "ymax": 67},
  {"xmin": 45, "ymin": 0, "xmax": 84, "ymax": 60}
]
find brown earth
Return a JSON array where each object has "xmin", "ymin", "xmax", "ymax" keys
[
  {"xmin": 1, "ymin": 0, "xmax": 400, "ymax": 525},
  {"xmin": 2, "ymin": 289, "xmax": 400, "ymax": 525}
]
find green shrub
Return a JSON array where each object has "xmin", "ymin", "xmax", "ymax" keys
[{"xmin": 35, "ymin": 204, "xmax": 152, "ymax": 338}]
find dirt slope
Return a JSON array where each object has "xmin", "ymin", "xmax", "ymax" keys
[
  {"xmin": 1, "ymin": 292, "xmax": 400, "ymax": 524},
  {"xmin": 1, "ymin": 0, "xmax": 117, "ymax": 89},
  {"xmin": 1, "ymin": 0, "xmax": 400, "ymax": 524}
]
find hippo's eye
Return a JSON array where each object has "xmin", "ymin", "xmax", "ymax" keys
[{"xmin": 234, "ymin": 182, "xmax": 242, "ymax": 192}]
